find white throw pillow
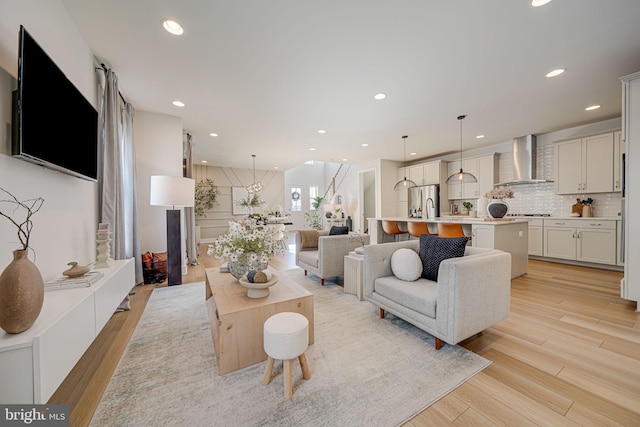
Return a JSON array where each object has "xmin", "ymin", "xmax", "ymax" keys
[{"xmin": 391, "ymin": 248, "xmax": 423, "ymax": 282}]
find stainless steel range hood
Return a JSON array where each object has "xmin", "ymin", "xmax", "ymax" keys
[{"xmin": 494, "ymin": 135, "xmax": 553, "ymax": 186}]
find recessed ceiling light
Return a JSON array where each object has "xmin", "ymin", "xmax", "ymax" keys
[
  {"xmin": 361, "ymin": 143, "xmax": 369, "ymax": 147},
  {"xmin": 274, "ymin": 166, "xmax": 279, "ymax": 170},
  {"xmin": 410, "ymin": 152, "xmax": 417, "ymax": 156},
  {"xmin": 546, "ymin": 68, "xmax": 566, "ymax": 78},
  {"xmin": 342, "ymin": 158, "xmax": 348, "ymax": 162},
  {"xmin": 201, "ymin": 160, "xmax": 207, "ymax": 163},
  {"xmin": 163, "ymin": 20, "xmax": 184, "ymax": 35},
  {"xmin": 172, "ymin": 100, "xmax": 185, "ymax": 107},
  {"xmin": 531, "ymin": 0, "xmax": 552, "ymax": 7},
  {"xmin": 209, "ymin": 133, "xmax": 218, "ymax": 137},
  {"xmin": 585, "ymin": 105, "xmax": 601, "ymax": 111},
  {"xmin": 374, "ymin": 93, "xmax": 386, "ymax": 100},
  {"xmin": 309, "ymin": 148, "xmax": 316, "ymax": 151},
  {"xmin": 476, "ymin": 135, "xmax": 485, "ymax": 139},
  {"xmin": 317, "ymin": 129, "xmax": 326, "ymax": 134}
]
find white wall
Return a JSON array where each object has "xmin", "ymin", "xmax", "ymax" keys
[
  {"xmin": 284, "ymin": 161, "xmax": 360, "ymax": 231},
  {"xmin": 192, "ymin": 163, "xmax": 285, "ymax": 240},
  {"xmin": 134, "ymin": 111, "xmax": 184, "ymax": 254},
  {"xmin": 0, "ymin": 1, "xmax": 99, "ymax": 281}
]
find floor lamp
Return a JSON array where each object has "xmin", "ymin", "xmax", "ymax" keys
[{"xmin": 150, "ymin": 175, "xmax": 195, "ymax": 286}]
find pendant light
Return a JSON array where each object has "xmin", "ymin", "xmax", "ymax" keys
[
  {"xmin": 446, "ymin": 115, "xmax": 478, "ymax": 184},
  {"xmin": 246, "ymin": 154, "xmax": 263, "ymax": 193},
  {"xmin": 394, "ymin": 135, "xmax": 418, "ymax": 191}
]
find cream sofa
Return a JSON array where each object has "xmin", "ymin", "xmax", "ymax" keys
[
  {"xmin": 295, "ymin": 230, "xmax": 370, "ymax": 285},
  {"xmin": 363, "ymin": 240, "xmax": 511, "ymax": 349}
]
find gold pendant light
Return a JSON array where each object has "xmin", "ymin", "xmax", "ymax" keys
[
  {"xmin": 446, "ymin": 115, "xmax": 478, "ymax": 184},
  {"xmin": 394, "ymin": 135, "xmax": 418, "ymax": 191}
]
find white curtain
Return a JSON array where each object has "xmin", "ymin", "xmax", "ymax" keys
[
  {"xmin": 99, "ymin": 69, "xmax": 143, "ymax": 284},
  {"xmin": 184, "ymin": 134, "xmax": 198, "ymax": 265}
]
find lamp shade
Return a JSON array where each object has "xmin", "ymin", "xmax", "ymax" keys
[{"xmin": 150, "ymin": 175, "xmax": 195, "ymax": 207}]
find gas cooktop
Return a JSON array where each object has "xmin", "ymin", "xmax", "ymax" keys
[{"xmin": 506, "ymin": 213, "xmax": 551, "ymax": 217}]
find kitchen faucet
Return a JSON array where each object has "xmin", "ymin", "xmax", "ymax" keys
[{"xmin": 426, "ymin": 198, "xmax": 434, "ymax": 219}]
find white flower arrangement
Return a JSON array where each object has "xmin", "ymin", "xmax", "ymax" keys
[
  {"xmin": 484, "ymin": 188, "xmax": 514, "ymax": 199},
  {"xmin": 212, "ymin": 218, "xmax": 273, "ymax": 264}
]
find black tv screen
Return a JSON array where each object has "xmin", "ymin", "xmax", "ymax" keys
[{"xmin": 12, "ymin": 25, "xmax": 98, "ymax": 181}]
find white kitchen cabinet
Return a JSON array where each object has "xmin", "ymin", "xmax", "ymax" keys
[
  {"xmin": 617, "ymin": 219, "xmax": 624, "ymax": 266},
  {"xmin": 613, "ymin": 131, "xmax": 626, "ymax": 192},
  {"xmin": 408, "ymin": 164, "xmax": 423, "ymax": 185},
  {"xmin": 543, "ymin": 219, "xmax": 617, "ymax": 265},
  {"xmin": 447, "ymin": 154, "xmax": 497, "ymax": 200},
  {"xmin": 423, "ymin": 161, "xmax": 441, "ymax": 185},
  {"xmin": 555, "ymin": 132, "xmax": 614, "ymax": 194},
  {"xmin": 620, "ymin": 71, "xmax": 640, "ymax": 305},
  {"xmin": 528, "ymin": 219, "xmax": 543, "ymax": 256},
  {"xmin": 471, "ymin": 221, "xmax": 528, "ymax": 277}
]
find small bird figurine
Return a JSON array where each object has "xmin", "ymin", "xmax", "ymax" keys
[{"xmin": 63, "ymin": 261, "xmax": 90, "ymax": 278}]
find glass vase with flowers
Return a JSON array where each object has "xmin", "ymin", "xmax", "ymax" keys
[{"xmin": 212, "ymin": 217, "xmax": 274, "ymax": 279}]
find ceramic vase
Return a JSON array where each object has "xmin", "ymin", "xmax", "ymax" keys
[
  {"xmin": 227, "ymin": 252, "xmax": 268, "ymax": 280},
  {"xmin": 0, "ymin": 249, "xmax": 45, "ymax": 334},
  {"xmin": 487, "ymin": 199, "xmax": 509, "ymax": 219}
]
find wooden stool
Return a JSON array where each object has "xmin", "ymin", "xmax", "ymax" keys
[
  {"xmin": 407, "ymin": 222, "xmax": 435, "ymax": 238},
  {"xmin": 262, "ymin": 312, "xmax": 311, "ymax": 399},
  {"xmin": 381, "ymin": 220, "xmax": 408, "ymax": 242}
]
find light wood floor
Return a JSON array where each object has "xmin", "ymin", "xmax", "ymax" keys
[{"xmin": 51, "ymin": 242, "xmax": 640, "ymax": 426}]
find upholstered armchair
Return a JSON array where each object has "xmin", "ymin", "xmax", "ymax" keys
[
  {"xmin": 295, "ymin": 230, "xmax": 370, "ymax": 285},
  {"xmin": 363, "ymin": 239, "xmax": 511, "ymax": 349}
]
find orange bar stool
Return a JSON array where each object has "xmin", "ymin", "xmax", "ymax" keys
[
  {"xmin": 407, "ymin": 221, "xmax": 435, "ymax": 239},
  {"xmin": 381, "ymin": 220, "xmax": 408, "ymax": 242},
  {"xmin": 436, "ymin": 222, "xmax": 466, "ymax": 238}
]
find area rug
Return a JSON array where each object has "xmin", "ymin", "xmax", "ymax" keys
[{"xmin": 90, "ymin": 269, "xmax": 490, "ymax": 427}]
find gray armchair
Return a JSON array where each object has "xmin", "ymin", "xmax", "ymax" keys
[{"xmin": 295, "ymin": 230, "xmax": 370, "ymax": 285}]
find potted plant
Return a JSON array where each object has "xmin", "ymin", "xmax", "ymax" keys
[
  {"xmin": 0, "ymin": 187, "xmax": 45, "ymax": 334},
  {"xmin": 194, "ymin": 178, "xmax": 220, "ymax": 216},
  {"xmin": 462, "ymin": 201, "xmax": 474, "ymax": 216},
  {"xmin": 235, "ymin": 193, "xmax": 265, "ymax": 215}
]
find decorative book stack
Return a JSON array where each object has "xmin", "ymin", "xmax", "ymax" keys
[
  {"xmin": 44, "ymin": 271, "xmax": 104, "ymax": 291},
  {"xmin": 96, "ymin": 223, "xmax": 113, "ymax": 268}
]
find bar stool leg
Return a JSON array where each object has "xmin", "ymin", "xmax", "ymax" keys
[{"xmin": 262, "ymin": 356, "xmax": 275, "ymax": 386}]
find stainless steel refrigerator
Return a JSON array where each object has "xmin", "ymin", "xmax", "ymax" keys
[{"xmin": 408, "ymin": 185, "xmax": 440, "ymax": 219}]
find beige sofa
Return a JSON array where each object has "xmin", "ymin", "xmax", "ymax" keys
[
  {"xmin": 363, "ymin": 240, "xmax": 511, "ymax": 349},
  {"xmin": 295, "ymin": 230, "xmax": 370, "ymax": 285}
]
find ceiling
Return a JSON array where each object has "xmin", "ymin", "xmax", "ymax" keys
[{"xmin": 60, "ymin": 0, "xmax": 640, "ymax": 171}]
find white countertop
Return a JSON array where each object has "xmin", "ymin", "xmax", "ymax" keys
[{"xmin": 372, "ymin": 217, "xmax": 530, "ymax": 225}]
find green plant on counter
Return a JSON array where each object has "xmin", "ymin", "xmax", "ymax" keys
[{"xmin": 463, "ymin": 201, "xmax": 473, "ymax": 211}]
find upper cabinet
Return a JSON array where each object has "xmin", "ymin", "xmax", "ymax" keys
[
  {"xmin": 406, "ymin": 160, "xmax": 446, "ymax": 186},
  {"xmin": 447, "ymin": 154, "xmax": 498, "ymax": 200},
  {"xmin": 613, "ymin": 131, "xmax": 626, "ymax": 192},
  {"xmin": 555, "ymin": 132, "xmax": 615, "ymax": 194}
]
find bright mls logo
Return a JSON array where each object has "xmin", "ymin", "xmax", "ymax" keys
[{"xmin": 0, "ymin": 405, "xmax": 68, "ymax": 426}]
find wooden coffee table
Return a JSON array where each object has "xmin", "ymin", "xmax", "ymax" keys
[{"xmin": 205, "ymin": 267, "xmax": 314, "ymax": 375}]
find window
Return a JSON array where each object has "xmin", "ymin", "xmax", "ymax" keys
[
  {"xmin": 309, "ymin": 186, "xmax": 319, "ymax": 210},
  {"xmin": 290, "ymin": 186, "xmax": 302, "ymax": 212}
]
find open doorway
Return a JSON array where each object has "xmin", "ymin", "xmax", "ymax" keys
[{"xmin": 359, "ymin": 167, "xmax": 376, "ymax": 234}]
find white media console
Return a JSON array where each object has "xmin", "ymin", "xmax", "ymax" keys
[{"xmin": 0, "ymin": 258, "xmax": 135, "ymax": 403}]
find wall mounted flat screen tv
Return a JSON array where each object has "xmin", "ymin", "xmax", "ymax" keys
[{"xmin": 12, "ymin": 25, "xmax": 98, "ymax": 181}]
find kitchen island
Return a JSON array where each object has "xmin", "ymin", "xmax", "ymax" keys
[{"xmin": 368, "ymin": 217, "xmax": 529, "ymax": 278}]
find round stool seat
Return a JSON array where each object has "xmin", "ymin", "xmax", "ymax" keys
[{"xmin": 264, "ymin": 312, "xmax": 309, "ymax": 360}]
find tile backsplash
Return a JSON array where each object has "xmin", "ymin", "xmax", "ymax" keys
[{"xmin": 494, "ymin": 144, "xmax": 622, "ymax": 218}]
